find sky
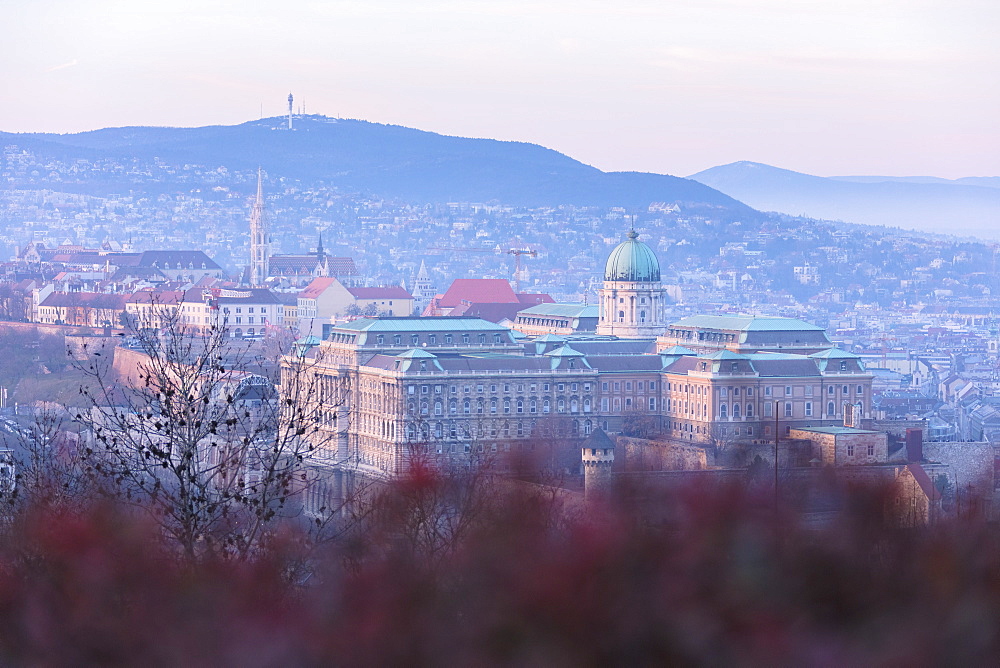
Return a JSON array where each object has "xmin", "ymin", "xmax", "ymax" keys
[{"xmin": 2, "ymin": 0, "xmax": 998, "ymax": 178}]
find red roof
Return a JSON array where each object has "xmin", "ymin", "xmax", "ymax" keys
[
  {"xmin": 40, "ymin": 292, "xmax": 129, "ymax": 309},
  {"xmin": 438, "ymin": 279, "xmax": 517, "ymax": 307},
  {"xmin": 300, "ymin": 277, "xmax": 339, "ymax": 299},
  {"xmin": 347, "ymin": 286, "xmax": 412, "ymax": 300},
  {"xmin": 906, "ymin": 463, "xmax": 942, "ymax": 501}
]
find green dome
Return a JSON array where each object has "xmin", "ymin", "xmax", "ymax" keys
[{"xmin": 604, "ymin": 230, "xmax": 660, "ymax": 282}]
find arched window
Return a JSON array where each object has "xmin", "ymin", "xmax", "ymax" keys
[
  {"xmin": 618, "ymin": 310, "xmax": 625, "ymax": 322},
  {"xmin": 732, "ymin": 403, "xmax": 741, "ymax": 418},
  {"xmin": 434, "ymin": 401, "xmax": 442, "ymax": 416},
  {"xmin": 583, "ymin": 398, "xmax": 591, "ymax": 412},
  {"xmin": 720, "ymin": 403, "xmax": 728, "ymax": 419},
  {"xmin": 543, "ymin": 399, "xmax": 550, "ymax": 414},
  {"xmin": 570, "ymin": 399, "xmax": 579, "ymax": 412},
  {"xmin": 639, "ymin": 310, "xmax": 646, "ymax": 323},
  {"xmin": 449, "ymin": 399, "xmax": 457, "ymax": 414},
  {"xmin": 503, "ymin": 399, "xmax": 511, "ymax": 413},
  {"xmin": 463, "ymin": 399, "xmax": 471, "ymax": 414},
  {"xmin": 516, "ymin": 399, "xmax": 524, "ymax": 414},
  {"xmin": 557, "ymin": 398, "xmax": 565, "ymax": 413},
  {"xmin": 477, "ymin": 398, "xmax": 485, "ymax": 414},
  {"xmin": 420, "ymin": 400, "xmax": 428, "ymax": 415},
  {"xmin": 529, "ymin": 398, "xmax": 537, "ymax": 413},
  {"xmin": 745, "ymin": 403, "xmax": 753, "ymax": 418},
  {"xmin": 408, "ymin": 401, "xmax": 415, "ymax": 414},
  {"xmin": 490, "ymin": 398, "xmax": 498, "ymax": 413},
  {"xmin": 584, "ymin": 420, "xmax": 592, "ymax": 435},
  {"xmin": 827, "ymin": 401, "xmax": 835, "ymax": 416}
]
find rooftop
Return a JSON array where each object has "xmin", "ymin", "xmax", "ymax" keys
[
  {"xmin": 670, "ymin": 315, "xmax": 825, "ymax": 332},
  {"xmin": 792, "ymin": 426, "xmax": 881, "ymax": 435},
  {"xmin": 333, "ymin": 316, "xmax": 511, "ymax": 333}
]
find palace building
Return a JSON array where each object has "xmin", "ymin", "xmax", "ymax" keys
[{"xmin": 290, "ymin": 231, "xmax": 872, "ymax": 480}]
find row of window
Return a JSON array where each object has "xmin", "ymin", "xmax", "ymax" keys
[
  {"xmin": 601, "ymin": 381, "xmax": 657, "ymax": 392},
  {"xmin": 719, "ymin": 401, "xmax": 861, "ymax": 419},
  {"xmin": 222, "ymin": 306, "xmax": 270, "ymax": 314},
  {"xmin": 668, "ymin": 383, "xmax": 865, "ymax": 398},
  {"xmin": 599, "ymin": 397, "xmax": 657, "ymax": 412},
  {"xmin": 376, "ymin": 332, "xmax": 506, "ymax": 346},
  {"xmin": 403, "ymin": 419, "xmax": 598, "ymax": 441},
  {"xmin": 408, "ymin": 397, "xmax": 594, "ymax": 415},
  {"xmin": 408, "ymin": 382, "xmax": 593, "ymax": 395}
]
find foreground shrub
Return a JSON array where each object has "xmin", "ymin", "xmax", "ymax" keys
[{"xmin": 0, "ymin": 475, "xmax": 997, "ymax": 664}]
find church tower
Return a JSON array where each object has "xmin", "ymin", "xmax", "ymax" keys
[
  {"xmin": 596, "ymin": 230, "xmax": 666, "ymax": 338},
  {"xmin": 249, "ymin": 168, "xmax": 270, "ymax": 287},
  {"xmin": 411, "ymin": 260, "xmax": 436, "ymax": 313}
]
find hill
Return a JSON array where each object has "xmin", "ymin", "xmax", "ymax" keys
[
  {"xmin": 689, "ymin": 161, "xmax": 1000, "ymax": 236},
  {"xmin": 1, "ymin": 117, "xmax": 753, "ymax": 215}
]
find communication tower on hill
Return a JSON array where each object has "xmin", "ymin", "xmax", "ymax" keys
[{"xmin": 287, "ymin": 93, "xmax": 294, "ymax": 130}]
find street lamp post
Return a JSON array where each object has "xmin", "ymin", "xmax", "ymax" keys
[{"xmin": 774, "ymin": 399, "xmax": 780, "ymax": 512}]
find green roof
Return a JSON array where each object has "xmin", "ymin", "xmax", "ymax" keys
[
  {"xmin": 396, "ymin": 348, "xmax": 438, "ymax": 358},
  {"xmin": 659, "ymin": 345, "xmax": 696, "ymax": 355},
  {"xmin": 334, "ymin": 316, "xmax": 509, "ymax": 333},
  {"xmin": 670, "ymin": 315, "xmax": 824, "ymax": 332},
  {"xmin": 518, "ymin": 303, "xmax": 599, "ymax": 318},
  {"xmin": 809, "ymin": 348, "xmax": 860, "ymax": 359},
  {"xmin": 545, "ymin": 344, "xmax": 585, "ymax": 357},
  {"xmin": 605, "ymin": 230, "xmax": 661, "ymax": 282},
  {"xmin": 743, "ymin": 352, "xmax": 811, "ymax": 360},
  {"xmin": 701, "ymin": 350, "xmax": 746, "ymax": 360}
]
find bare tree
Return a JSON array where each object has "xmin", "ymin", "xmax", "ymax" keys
[
  {"xmin": 0, "ymin": 406, "xmax": 96, "ymax": 522},
  {"xmin": 74, "ymin": 305, "xmax": 337, "ymax": 562}
]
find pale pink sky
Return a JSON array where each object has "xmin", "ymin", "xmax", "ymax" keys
[{"xmin": 3, "ymin": 0, "xmax": 997, "ymax": 178}]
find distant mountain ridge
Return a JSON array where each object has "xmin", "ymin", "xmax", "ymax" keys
[
  {"xmin": 0, "ymin": 116, "xmax": 754, "ymax": 215},
  {"xmin": 689, "ymin": 161, "xmax": 1000, "ymax": 236}
]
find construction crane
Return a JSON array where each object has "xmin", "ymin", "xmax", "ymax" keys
[{"xmin": 428, "ymin": 246, "xmax": 538, "ymax": 292}]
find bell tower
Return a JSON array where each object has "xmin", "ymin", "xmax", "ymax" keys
[{"xmin": 248, "ymin": 168, "xmax": 269, "ymax": 287}]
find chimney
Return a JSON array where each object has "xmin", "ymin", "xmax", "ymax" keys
[{"xmin": 905, "ymin": 428, "xmax": 924, "ymax": 462}]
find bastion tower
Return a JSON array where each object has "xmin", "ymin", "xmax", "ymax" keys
[{"xmin": 596, "ymin": 230, "xmax": 666, "ymax": 338}]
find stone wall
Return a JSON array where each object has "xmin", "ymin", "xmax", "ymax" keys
[
  {"xmin": 615, "ymin": 436, "xmax": 708, "ymax": 472},
  {"xmin": 923, "ymin": 441, "xmax": 994, "ymax": 496}
]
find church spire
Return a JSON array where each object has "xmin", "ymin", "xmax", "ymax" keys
[{"xmin": 248, "ymin": 167, "xmax": 269, "ymax": 287}]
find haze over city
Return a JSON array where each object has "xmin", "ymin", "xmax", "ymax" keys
[
  {"xmin": 5, "ymin": 1, "xmax": 1000, "ymax": 663},
  {"xmin": 4, "ymin": 0, "xmax": 998, "ymax": 178}
]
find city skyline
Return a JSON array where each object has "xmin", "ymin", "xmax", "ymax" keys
[{"xmin": 2, "ymin": 0, "xmax": 997, "ymax": 179}]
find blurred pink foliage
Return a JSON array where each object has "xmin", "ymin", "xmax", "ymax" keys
[{"xmin": 0, "ymin": 471, "xmax": 997, "ymax": 664}]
